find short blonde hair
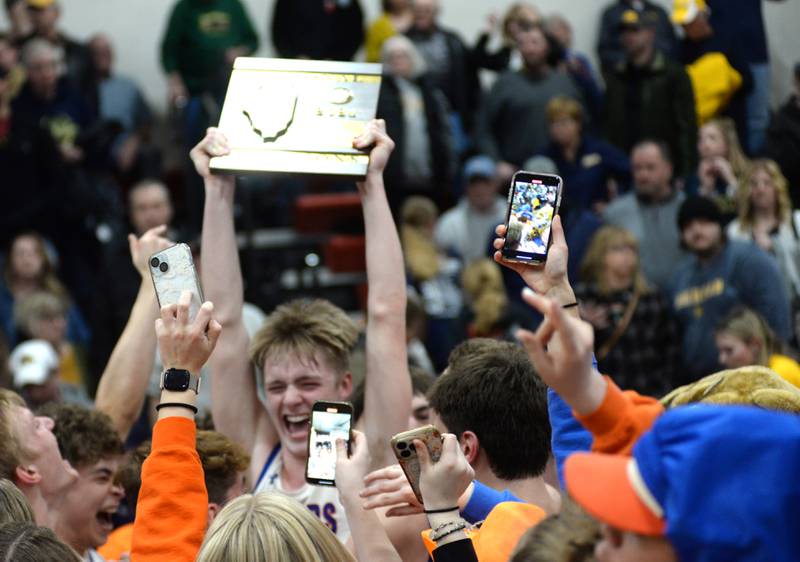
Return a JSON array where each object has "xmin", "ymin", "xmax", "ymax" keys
[
  {"xmin": 736, "ymin": 158, "xmax": 792, "ymax": 230},
  {"xmin": 0, "ymin": 389, "xmax": 27, "ymax": 481},
  {"xmin": 0, "ymin": 522, "xmax": 81, "ymax": 561},
  {"xmin": 249, "ymin": 299, "xmax": 358, "ymax": 376},
  {"xmin": 14, "ymin": 291, "xmax": 66, "ymax": 337},
  {"xmin": 545, "ymin": 96, "xmax": 583, "ymax": 126},
  {"xmin": 0, "ymin": 478, "xmax": 34, "ymax": 526},
  {"xmin": 579, "ymin": 226, "xmax": 649, "ymax": 295},
  {"xmin": 510, "ymin": 498, "xmax": 599, "ymax": 562},
  {"xmin": 196, "ymin": 493, "xmax": 356, "ymax": 562}
]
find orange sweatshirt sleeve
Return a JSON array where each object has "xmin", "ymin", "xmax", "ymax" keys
[
  {"xmin": 575, "ymin": 377, "xmax": 665, "ymax": 456},
  {"xmin": 131, "ymin": 417, "xmax": 207, "ymax": 562}
]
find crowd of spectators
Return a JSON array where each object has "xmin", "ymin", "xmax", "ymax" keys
[{"xmin": 2, "ymin": 0, "xmax": 800, "ymax": 561}]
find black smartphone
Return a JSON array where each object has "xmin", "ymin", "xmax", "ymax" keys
[
  {"xmin": 501, "ymin": 171, "xmax": 563, "ymax": 264},
  {"xmin": 305, "ymin": 401, "xmax": 353, "ymax": 487}
]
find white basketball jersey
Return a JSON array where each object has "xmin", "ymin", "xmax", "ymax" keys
[{"xmin": 253, "ymin": 444, "xmax": 351, "ymax": 543}]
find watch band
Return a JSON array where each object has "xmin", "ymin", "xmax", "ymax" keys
[{"xmin": 160, "ymin": 368, "xmax": 201, "ymax": 394}]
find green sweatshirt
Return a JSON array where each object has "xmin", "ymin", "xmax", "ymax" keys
[{"xmin": 160, "ymin": 0, "xmax": 259, "ymax": 95}]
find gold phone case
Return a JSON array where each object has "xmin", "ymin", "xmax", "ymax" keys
[{"xmin": 390, "ymin": 425, "xmax": 443, "ymax": 504}]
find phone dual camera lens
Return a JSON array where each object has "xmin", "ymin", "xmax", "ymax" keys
[
  {"xmin": 150, "ymin": 257, "xmax": 169, "ymax": 272},
  {"xmin": 400, "ymin": 450, "xmax": 411, "ymax": 458}
]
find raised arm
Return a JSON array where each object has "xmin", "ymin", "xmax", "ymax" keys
[
  {"xmin": 336, "ymin": 430, "xmax": 403, "ymax": 562},
  {"xmin": 493, "ymin": 216, "xmax": 598, "ymax": 480},
  {"xmin": 95, "ymin": 226, "xmax": 172, "ymax": 439},
  {"xmin": 191, "ymin": 130, "xmax": 276, "ymax": 471},
  {"xmin": 354, "ymin": 120, "xmax": 413, "ymax": 469},
  {"xmin": 132, "ymin": 292, "xmax": 222, "ymax": 562}
]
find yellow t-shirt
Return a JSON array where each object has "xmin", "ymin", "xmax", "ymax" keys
[
  {"xmin": 768, "ymin": 354, "xmax": 800, "ymax": 388},
  {"xmin": 365, "ymin": 14, "xmax": 396, "ymax": 63}
]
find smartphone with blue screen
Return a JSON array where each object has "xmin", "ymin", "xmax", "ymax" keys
[{"xmin": 501, "ymin": 171, "xmax": 563, "ymax": 264}]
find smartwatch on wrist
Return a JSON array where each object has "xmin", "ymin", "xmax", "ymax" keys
[{"xmin": 160, "ymin": 368, "xmax": 201, "ymax": 394}]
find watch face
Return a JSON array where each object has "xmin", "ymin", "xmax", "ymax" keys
[{"xmin": 164, "ymin": 369, "xmax": 191, "ymax": 392}]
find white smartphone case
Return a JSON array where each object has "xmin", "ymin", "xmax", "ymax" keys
[{"xmin": 149, "ymin": 243, "xmax": 204, "ymax": 321}]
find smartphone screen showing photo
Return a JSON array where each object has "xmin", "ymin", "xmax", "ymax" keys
[
  {"xmin": 306, "ymin": 406, "xmax": 351, "ymax": 485},
  {"xmin": 502, "ymin": 173, "xmax": 562, "ymax": 263}
]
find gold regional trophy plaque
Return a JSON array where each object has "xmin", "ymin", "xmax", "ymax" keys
[{"xmin": 210, "ymin": 57, "xmax": 383, "ymax": 178}]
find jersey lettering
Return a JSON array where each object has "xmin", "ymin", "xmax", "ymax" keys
[
  {"xmin": 305, "ymin": 503, "xmax": 338, "ymax": 534},
  {"xmin": 323, "ymin": 503, "xmax": 338, "ymax": 534}
]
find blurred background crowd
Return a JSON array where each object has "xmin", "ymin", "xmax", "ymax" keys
[{"xmin": 1, "ymin": 0, "xmax": 800, "ymax": 427}]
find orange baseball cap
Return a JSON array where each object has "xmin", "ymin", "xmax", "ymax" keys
[
  {"xmin": 565, "ymin": 453, "xmax": 665, "ymax": 537},
  {"xmin": 27, "ymin": 0, "xmax": 56, "ymax": 8},
  {"xmin": 421, "ymin": 502, "xmax": 547, "ymax": 561}
]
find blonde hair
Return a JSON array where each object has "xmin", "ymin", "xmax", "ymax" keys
[
  {"xmin": 0, "ymin": 522, "xmax": 81, "ymax": 562},
  {"xmin": 703, "ymin": 117, "xmax": 749, "ymax": 180},
  {"xmin": 510, "ymin": 499, "xmax": 599, "ymax": 562},
  {"xmin": 249, "ymin": 299, "xmax": 358, "ymax": 377},
  {"xmin": 0, "ymin": 478, "xmax": 34, "ymax": 526},
  {"xmin": 400, "ymin": 196, "xmax": 440, "ymax": 282},
  {"xmin": 579, "ymin": 226, "xmax": 649, "ymax": 295},
  {"xmin": 502, "ymin": 3, "xmax": 542, "ymax": 43},
  {"xmin": 0, "ymin": 389, "xmax": 27, "ymax": 481},
  {"xmin": 196, "ymin": 493, "xmax": 356, "ymax": 562},
  {"xmin": 13, "ymin": 291, "xmax": 66, "ymax": 337},
  {"xmin": 716, "ymin": 306, "xmax": 783, "ymax": 366},
  {"xmin": 461, "ymin": 260, "xmax": 508, "ymax": 336},
  {"xmin": 545, "ymin": 96, "xmax": 583, "ymax": 126},
  {"xmin": 736, "ymin": 158, "xmax": 792, "ymax": 230}
]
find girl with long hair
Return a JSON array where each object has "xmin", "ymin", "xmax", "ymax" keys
[{"xmin": 727, "ymin": 159, "xmax": 800, "ymax": 306}]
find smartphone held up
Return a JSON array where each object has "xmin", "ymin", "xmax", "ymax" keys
[
  {"xmin": 149, "ymin": 243, "xmax": 204, "ymax": 321},
  {"xmin": 306, "ymin": 401, "xmax": 353, "ymax": 487},
  {"xmin": 501, "ymin": 171, "xmax": 563, "ymax": 265},
  {"xmin": 390, "ymin": 425, "xmax": 443, "ymax": 504}
]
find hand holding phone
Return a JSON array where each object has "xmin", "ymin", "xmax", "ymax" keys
[
  {"xmin": 334, "ymin": 429, "xmax": 370, "ymax": 501},
  {"xmin": 501, "ymin": 171, "xmax": 563, "ymax": 265},
  {"xmin": 390, "ymin": 425, "xmax": 443, "ymax": 504},
  {"xmin": 306, "ymin": 401, "xmax": 353, "ymax": 486},
  {"xmin": 493, "ymin": 214, "xmax": 571, "ymax": 301},
  {"xmin": 149, "ymin": 243, "xmax": 204, "ymax": 321},
  {"xmin": 414, "ymin": 433, "xmax": 474, "ymax": 511}
]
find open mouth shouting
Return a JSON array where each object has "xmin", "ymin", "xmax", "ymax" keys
[
  {"xmin": 95, "ymin": 506, "xmax": 117, "ymax": 536},
  {"xmin": 283, "ymin": 414, "xmax": 310, "ymax": 440}
]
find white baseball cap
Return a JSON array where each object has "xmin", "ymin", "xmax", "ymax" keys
[{"xmin": 9, "ymin": 340, "xmax": 59, "ymax": 387}]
